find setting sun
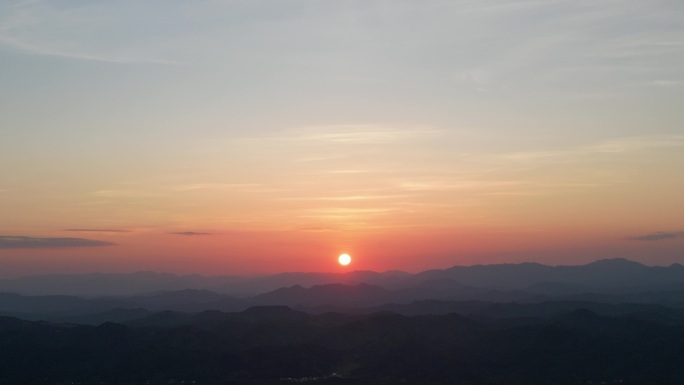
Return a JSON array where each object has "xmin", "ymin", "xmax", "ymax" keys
[{"xmin": 338, "ymin": 254, "xmax": 352, "ymax": 266}]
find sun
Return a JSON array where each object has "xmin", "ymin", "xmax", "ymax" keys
[{"xmin": 338, "ymin": 253, "xmax": 352, "ymax": 266}]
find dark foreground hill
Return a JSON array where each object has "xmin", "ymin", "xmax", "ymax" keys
[{"xmin": 2, "ymin": 306, "xmax": 684, "ymax": 385}]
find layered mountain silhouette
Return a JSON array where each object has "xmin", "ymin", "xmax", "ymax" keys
[
  {"xmin": 1, "ymin": 258, "xmax": 682, "ymax": 297},
  {"xmin": 3, "ymin": 259, "xmax": 684, "ymax": 322},
  {"xmin": 0, "ymin": 259, "xmax": 684, "ymax": 325},
  {"xmin": 3, "ymin": 258, "xmax": 684, "ymax": 384}
]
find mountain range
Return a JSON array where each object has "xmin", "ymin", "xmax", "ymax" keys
[
  {"xmin": 2, "ymin": 258, "xmax": 683, "ymax": 297},
  {"xmin": 2, "ymin": 258, "xmax": 684, "ymax": 323},
  {"xmin": 3, "ymin": 258, "xmax": 684, "ymax": 384}
]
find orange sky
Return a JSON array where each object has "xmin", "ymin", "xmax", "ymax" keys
[{"xmin": 1, "ymin": 1, "xmax": 683, "ymax": 277}]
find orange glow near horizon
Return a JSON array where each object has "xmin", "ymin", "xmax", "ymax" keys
[
  {"xmin": 2, "ymin": 124, "xmax": 684, "ymax": 277},
  {"xmin": 3, "ymin": 221, "xmax": 684, "ymax": 278}
]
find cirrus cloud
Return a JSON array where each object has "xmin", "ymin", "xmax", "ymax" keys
[
  {"xmin": 0, "ymin": 236, "xmax": 116, "ymax": 249},
  {"xmin": 627, "ymin": 232, "xmax": 684, "ymax": 241},
  {"xmin": 170, "ymin": 232, "xmax": 213, "ymax": 236},
  {"xmin": 64, "ymin": 229, "xmax": 131, "ymax": 233}
]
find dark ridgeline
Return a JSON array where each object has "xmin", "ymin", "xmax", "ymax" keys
[
  {"xmin": 2, "ymin": 306, "xmax": 684, "ymax": 385},
  {"xmin": 2, "ymin": 258, "xmax": 684, "ymax": 384}
]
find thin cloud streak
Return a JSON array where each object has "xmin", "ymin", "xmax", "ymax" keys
[
  {"xmin": 0, "ymin": 0, "xmax": 181, "ymax": 65},
  {"xmin": 64, "ymin": 229, "xmax": 131, "ymax": 233},
  {"xmin": 234, "ymin": 125, "xmax": 442, "ymax": 145},
  {"xmin": 448, "ymin": 0, "xmax": 684, "ymax": 95},
  {"xmin": 0, "ymin": 236, "xmax": 116, "ymax": 249},
  {"xmin": 0, "ymin": 35, "xmax": 180, "ymax": 64},
  {"xmin": 275, "ymin": 194, "xmax": 414, "ymax": 202},
  {"xmin": 628, "ymin": 232, "xmax": 684, "ymax": 241},
  {"xmin": 499, "ymin": 136, "xmax": 684, "ymax": 164}
]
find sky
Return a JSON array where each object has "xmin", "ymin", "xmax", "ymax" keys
[{"xmin": 1, "ymin": 0, "xmax": 683, "ymax": 277}]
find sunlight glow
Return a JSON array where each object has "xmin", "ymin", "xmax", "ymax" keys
[{"xmin": 338, "ymin": 253, "xmax": 352, "ymax": 266}]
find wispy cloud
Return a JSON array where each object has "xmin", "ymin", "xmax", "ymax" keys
[
  {"xmin": 236, "ymin": 125, "xmax": 442, "ymax": 145},
  {"xmin": 399, "ymin": 180, "xmax": 523, "ymax": 192},
  {"xmin": 445, "ymin": 0, "xmax": 684, "ymax": 95},
  {"xmin": 170, "ymin": 232, "xmax": 213, "ymax": 236},
  {"xmin": 169, "ymin": 183, "xmax": 266, "ymax": 193},
  {"xmin": 0, "ymin": 1, "xmax": 180, "ymax": 64},
  {"xmin": 583, "ymin": 136, "xmax": 684, "ymax": 154},
  {"xmin": 93, "ymin": 189, "xmax": 161, "ymax": 198},
  {"xmin": 300, "ymin": 207, "xmax": 407, "ymax": 223},
  {"xmin": 297, "ymin": 226, "xmax": 336, "ymax": 232},
  {"xmin": 0, "ymin": 236, "xmax": 115, "ymax": 249},
  {"xmin": 64, "ymin": 229, "xmax": 131, "ymax": 233},
  {"xmin": 293, "ymin": 126, "xmax": 441, "ymax": 144},
  {"xmin": 638, "ymin": 80, "xmax": 684, "ymax": 88},
  {"xmin": 0, "ymin": 34, "xmax": 178, "ymax": 64},
  {"xmin": 499, "ymin": 135, "xmax": 684, "ymax": 164},
  {"xmin": 276, "ymin": 193, "xmax": 413, "ymax": 202},
  {"xmin": 627, "ymin": 232, "xmax": 684, "ymax": 241},
  {"xmin": 458, "ymin": 0, "xmax": 575, "ymax": 14}
]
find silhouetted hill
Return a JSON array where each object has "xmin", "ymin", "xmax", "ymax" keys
[
  {"xmin": 131, "ymin": 309, "xmax": 202, "ymax": 327},
  {"xmin": 3, "ymin": 260, "xmax": 684, "ymax": 383},
  {"xmin": 4, "ymin": 259, "xmax": 683, "ymax": 298},
  {"xmin": 242, "ymin": 305, "xmax": 309, "ymax": 319},
  {"xmin": 413, "ymin": 258, "xmax": 684, "ymax": 289},
  {"xmin": 252, "ymin": 281, "xmax": 545, "ymax": 311},
  {"xmin": 2, "ymin": 259, "xmax": 684, "ymax": 325},
  {"xmin": 523, "ymin": 281, "xmax": 593, "ymax": 296},
  {"xmin": 0, "ymin": 271, "xmax": 236, "ymax": 296},
  {"xmin": 251, "ymin": 283, "xmax": 391, "ymax": 308},
  {"xmin": 0, "ymin": 290, "xmax": 250, "ymax": 322},
  {"xmin": 0, "ymin": 292, "xmax": 134, "ymax": 319},
  {"xmin": 127, "ymin": 289, "xmax": 249, "ymax": 312},
  {"xmin": 3, "ymin": 306, "xmax": 684, "ymax": 384},
  {"xmin": 50, "ymin": 308, "xmax": 152, "ymax": 325}
]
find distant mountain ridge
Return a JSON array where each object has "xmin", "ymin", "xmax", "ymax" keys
[
  {"xmin": 2, "ymin": 258, "xmax": 684, "ymax": 323},
  {"xmin": 415, "ymin": 258, "xmax": 684, "ymax": 289},
  {"xmin": 1, "ymin": 258, "xmax": 682, "ymax": 297}
]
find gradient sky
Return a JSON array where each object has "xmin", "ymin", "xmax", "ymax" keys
[{"xmin": 1, "ymin": 0, "xmax": 683, "ymax": 277}]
